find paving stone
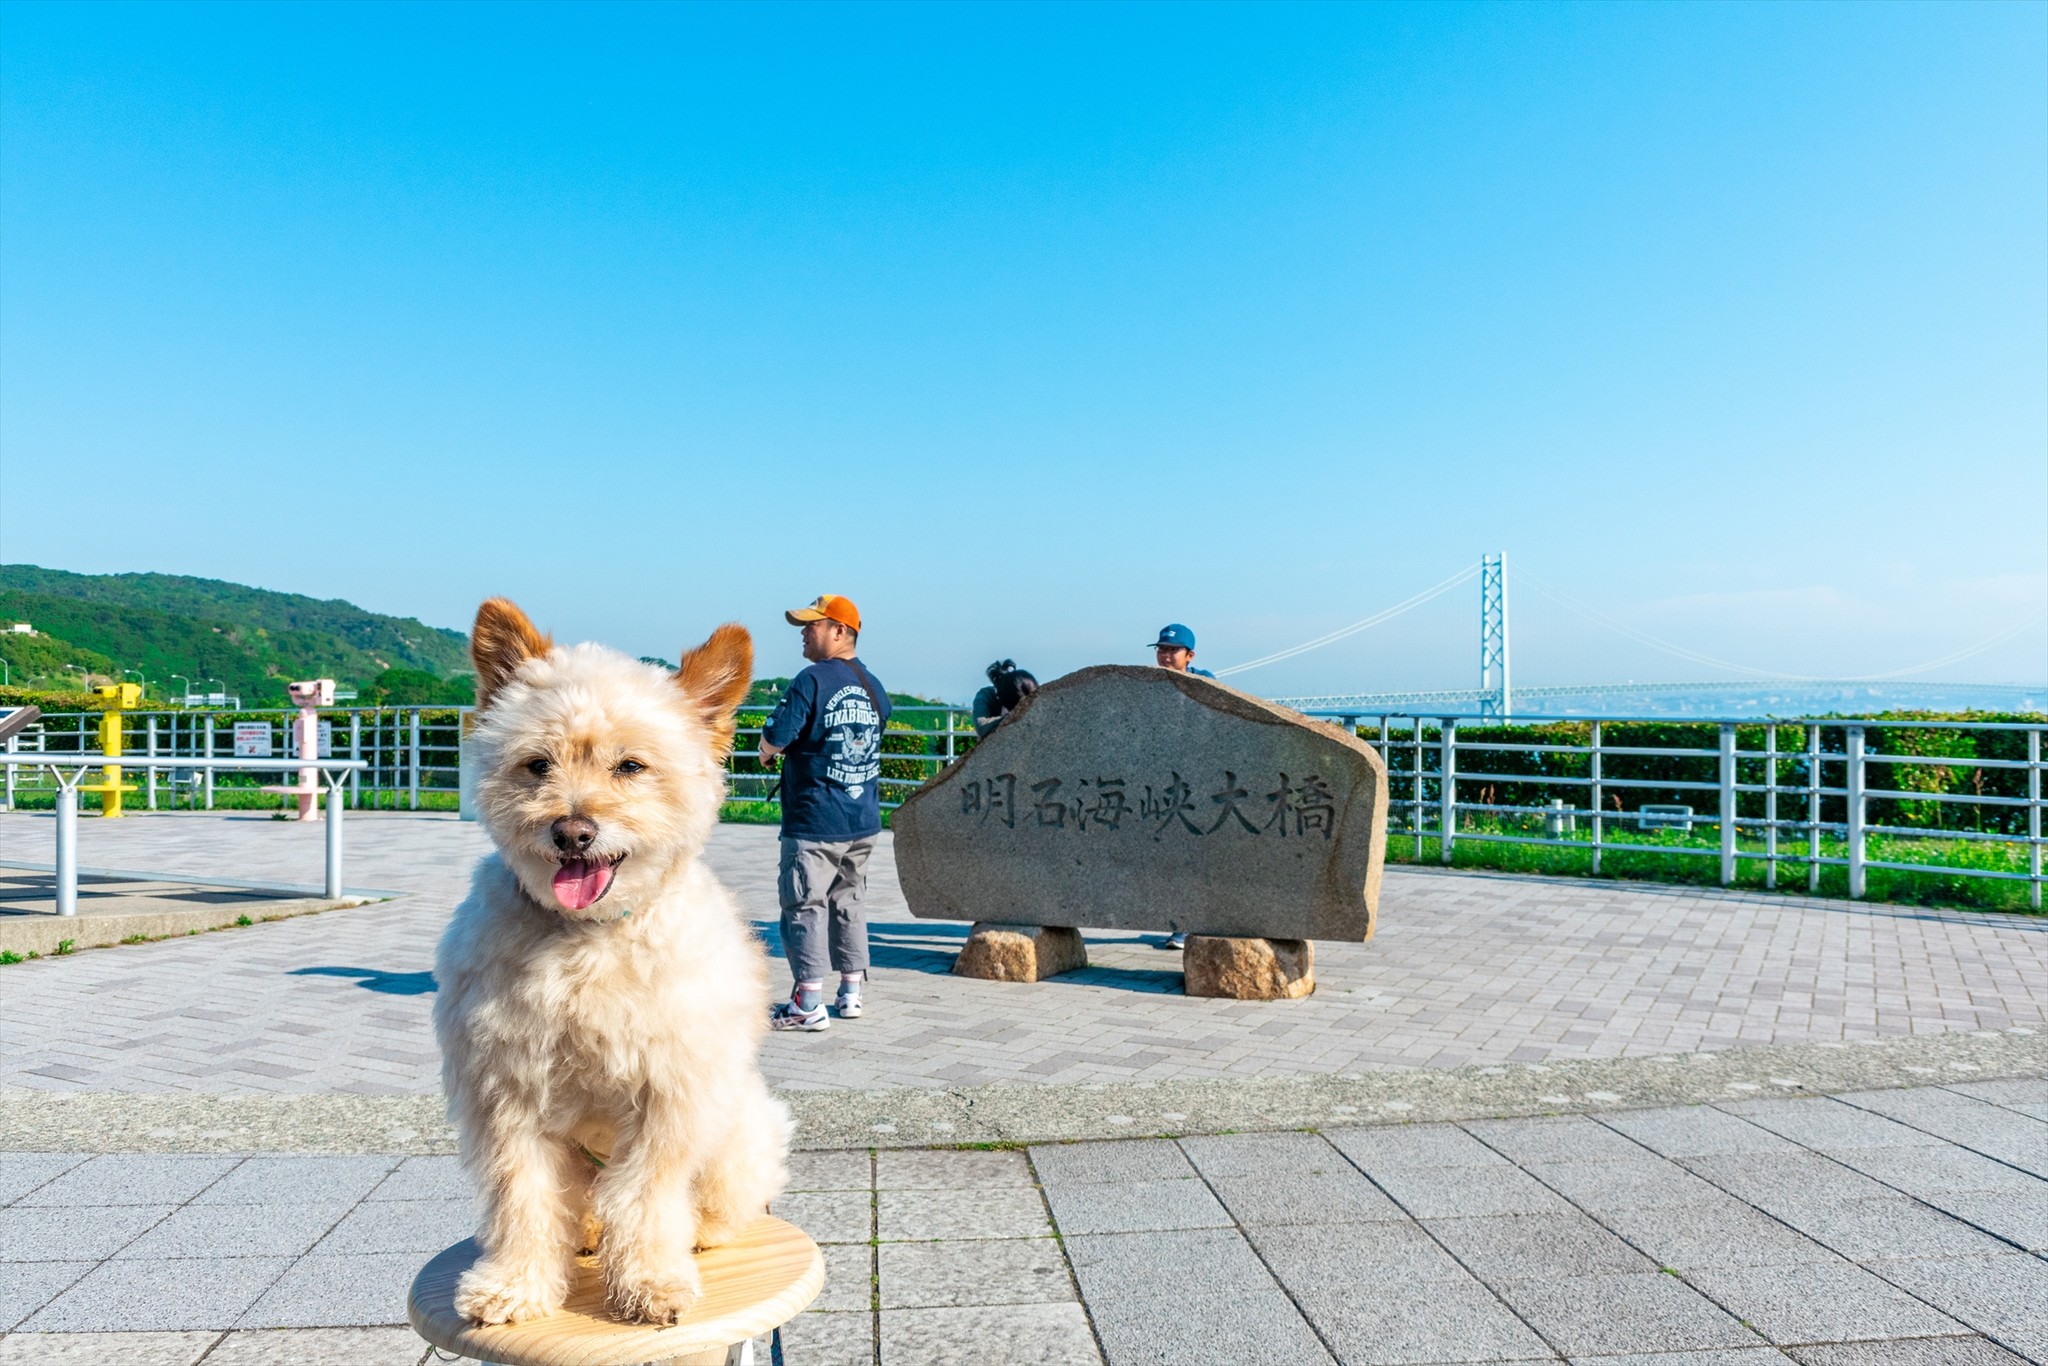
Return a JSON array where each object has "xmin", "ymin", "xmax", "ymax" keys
[
  {"xmin": 1563, "ymin": 1349, "xmax": 1789, "ymax": 1366},
  {"xmin": 1681, "ymin": 1152, "xmax": 1894, "ymax": 1208},
  {"xmin": 879, "ymin": 1237, "xmax": 1071, "ymax": 1309},
  {"xmin": 1865, "ymin": 1253, "xmax": 2048, "ymax": 1344},
  {"xmin": 309, "ymin": 1197, "xmax": 475, "ymax": 1255},
  {"xmin": 879, "ymin": 1187, "xmax": 1052, "ymax": 1240},
  {"xmin": 236, "ymin": 1251, "xmax": 416, "ymax": 1328},
  {"xmin": 1464, "ymin": 1114, "xmax": 1651, "ymax": 1164},
  {"xmin": 1525, "ymin": 1156, "xmax": 1730, "ymax": 1213},
  {"xmin": 1177, "ymin": 1131, "xmax": 1343, "ymax": 1177},
  {"xmin": 787, "ymin": 1149, "xmax": 873, "ymax": 1193},
  {"xmin": 1720, "ymin": 1098, "xmax": 1947, "ymax": 1150},
  {"xmin": 15, "ymin": 1156, "xmax": 238, "ymax": 1208},
  {"xmin": 1769, "ymin": 1198, "xmax": 2016, "ymax": 1261},
  {"xmin": 1491, "ymin": 1270, "xmax": 1761, "ymax": 1356},
  {"xmin": 0, "ymin": 1331, "xmax": 221, "ymax": 1365},
  {"xmin": 1918, "ymin": 1190, "xmax": 2048, "ymax": 1251},
  {"xmin": 1829, "ymin": 1145, "xmax": 2046, "ymax": 1198},
  {"xmin": 1685, "ymin": 1260, "xmax": 1967, "ymax": 1345},
  {"xmin": 1043, "ymin": 1178, "xmax": 1229, "ymax": 1236},
  {"xmin": 363, "ymin": 1156, "xmax": 468, "ymax": 1202},
  {"xmin": 1326, "ymin": 1123, "xmax": 1513, "ymax": 1170},
  {"xmin": 1065, "ymin": 1227, "xmax": 1278, "ymax": 1303},
  {"xmin": 876, "ymin": 1147, "xmax": 1033, "ymax": 1190},
  {"xmin": 1245, "ymin": 1220, "xmax": 1471, "ymax": 1287},
  {"xmin": 775, "ymin": 1308, "xmax": 875, "ymax": 1366},
  {"xmin": 117, "ymin": 1201, "xmax": 354, "ymax": 1260},
  {"xmin": 0, "ymin": 1153, "xmax": 85, "ymax": 1205},
  {"xmin": 1426, "ymin": 1211, "xmax": 1657, "ymax": 1281},
  {"xmin": 1602, "ymin": 1106, "xmax": 1804, "ymax": 1159},
  {"xmin": 771, "ymin": 1189, "xmax": 872, "ymax": 1245},
  {"xmin": 1288, "ymin": 1273, "xmax": 1551, "ymax": 1365},
  {"xmin": 0, "ymin": 1260, "xmax": 93, "ymax": 1331},
  {"xmin": 193, "ymin": 1155, "xmax": 398, "ymax": 1206},
  {"xmin": 1030, "ymin": 1139, "xmax": 1194, "ymax": 1186},
  {"xmin": 1087, "ymin": 1286, "xmax": 1332, "ymax": 1366},
  {"xmin": 0, "ymin": 1203, "xmax": 174, "ymax": 1261},
  {"xmin": 1785, "ymin": 1336, "xmax": 2029, "ymax": 1365},
  {"xmin": 1370, "ymin": 1163, "xmax": 1574, "ymax": 1219},
  {"xmin": 805, "ymin": 1242, "xmax": 872, "ymax": 1314},
  {"xmin": 1597, "ymin": 1199, "xmax": 1842, "ymax": 1271},
  {"xmin": 882, "ymin": 1301, "xmax": 1101, "ymax": 1365},
  {"xmin": 1207, "ymin": 1169, "xmax": 1407, "ymax": 1225},
  {"xmin": 199, "ymin": 1326, "xmax": 429, "ymax": 1365},
  {"xmin": 22, "ymin": 1256, "xmax": 292, "ymax": 1331}
]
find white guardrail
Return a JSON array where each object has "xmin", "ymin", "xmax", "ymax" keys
[
  {"xmin": 3, "ymin": 706, "xmax": 2042, "ymax": 909},
  {"xmin": 0, "ymin": 755, "xmax": 367, "ymax": 915}
]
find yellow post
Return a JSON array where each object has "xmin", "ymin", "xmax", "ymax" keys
[{"xmin": 85, "ymin": 683, "xmax": 142, "ymax": 817}]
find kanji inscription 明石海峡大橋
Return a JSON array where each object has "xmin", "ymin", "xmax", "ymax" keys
[{"xmin": 959, "ymin": 771, "xmax": 1338, "ymax": 840}]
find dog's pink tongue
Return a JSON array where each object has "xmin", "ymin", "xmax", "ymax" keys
[{"xmin": 553, "ymin": 859, "xmax": 613, "ymax": 910}]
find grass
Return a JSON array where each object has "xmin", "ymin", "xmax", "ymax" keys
[{"xmin": 1388, "ymin": 817, "xmax": 2042, "ymax": 914}]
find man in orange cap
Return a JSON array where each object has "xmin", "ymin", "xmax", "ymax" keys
[{"xmin": 759, "ymin": 595, "xmax": 891, "ymax": 1031}]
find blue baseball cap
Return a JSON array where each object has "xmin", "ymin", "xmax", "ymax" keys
[{"xmin": 1149, "ymin": 624, "xmax": 1197, "ymax": 650}]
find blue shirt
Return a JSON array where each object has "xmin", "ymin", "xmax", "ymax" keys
[{"xmin": 763, "ymin": 658, "xmax": 892, "ymax": 841}]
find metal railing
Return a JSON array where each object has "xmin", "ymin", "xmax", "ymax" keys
[
  {"xmin": 1, "ymin": 707, "xmax": 461, "ymax": 812},
  {"xmin": 1301, "ymin": 713, "xmax": 2044, "ymax": 909},
  {"xmin": 0, "ymin": 754, "xmax": 367, "ymax": 914},
  {"xmin": 6, "ymin": 704, "xmax": 2039, "ymax": 909}
]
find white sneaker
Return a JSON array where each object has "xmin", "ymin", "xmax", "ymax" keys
[
  {"xmin": 770, "ymin": 1000, "xmax": 831, "ymax": 1032},
  {"xmin": 835, "ymin": 986, "xmax": 863, "ymax": 1019}
]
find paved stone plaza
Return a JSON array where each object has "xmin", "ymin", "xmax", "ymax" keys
[
  {"xmin": 2, "ymin": 813, "xmax": 2044, "ymax": 1095},
  {"xmin": 1, "ymin": 810, "xmax": 2044, "ymax": 1363}
]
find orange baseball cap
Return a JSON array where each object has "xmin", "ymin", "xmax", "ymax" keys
[{"xmin": 784, "ymin": 594, "xmax": 862, "ymax": 631}]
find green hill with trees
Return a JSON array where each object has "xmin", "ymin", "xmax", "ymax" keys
[{"xmin": 0, "ymin": 566, "xmax": 473, "ymax": 707}]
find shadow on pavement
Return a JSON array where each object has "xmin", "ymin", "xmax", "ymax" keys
[{"xmin": 290, "ymin": 966, "xmax": 437, "ymax": 994}]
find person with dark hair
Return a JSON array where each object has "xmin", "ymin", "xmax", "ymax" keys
[{"xmin": 972, "ymin": 660, "xmax": 1039, "ymax": 738}]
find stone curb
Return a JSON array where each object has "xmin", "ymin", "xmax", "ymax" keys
[
  {"xmin": 2, "ymin": 1027, "xmax": 2038, "ymax": 1154},
  {"xmin": 0, "ymin": 896, "xmax": 370, "ymax": 956}
]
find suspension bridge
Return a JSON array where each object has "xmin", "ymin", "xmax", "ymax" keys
[{"xmin": 1223, "ymin": 554, "xmax": 2048, "ymax": 718}]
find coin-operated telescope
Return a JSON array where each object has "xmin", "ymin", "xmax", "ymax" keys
[{"xmin": 264, "ymin": 679, "xmax": 336, "ymax": 820}]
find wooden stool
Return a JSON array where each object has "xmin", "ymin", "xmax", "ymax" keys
[{"xmin": 408, "ymin": 1216, "xmax": 823, "ymax": 1366}]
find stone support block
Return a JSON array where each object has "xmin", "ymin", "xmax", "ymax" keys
[
  {"xmin": 953, "ymin": 923, "xmax": 1088, "ymax": 983},
  {"xmin": 1182, "ymin": 935, "xmax": 1315, "ymax": 1000}
]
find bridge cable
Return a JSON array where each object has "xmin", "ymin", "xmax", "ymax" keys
[{"xmin": 1214, "ymin": 563, "xmax": 1481, "ymax": 677}]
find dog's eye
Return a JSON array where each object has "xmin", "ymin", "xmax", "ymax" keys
[
  {"xmin": 526, "ymin": 758, "xmax": 551, "ymax": 777},
  {"xmin": 615, "ymin": 759, "xmax": 645, "ymax": 776}
]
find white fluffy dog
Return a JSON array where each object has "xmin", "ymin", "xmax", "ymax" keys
[{"xmin": 433, "ymin": 598, "xmax": 790, "ymax": 1326}]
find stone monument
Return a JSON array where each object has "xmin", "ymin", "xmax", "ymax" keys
[{"xmin": 892, "ymin": 666, "xmax": 1389, "ymax": 999}]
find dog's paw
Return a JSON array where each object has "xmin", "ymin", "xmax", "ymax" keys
[
  {"xmin": 454, "ymin": 1262, "xmax": 564, "ymax": 1325},
  {"xmin": 577, "ymin": 1211, "xmax": 605, "ymax": 1256},
  {"xmin": 607, "ymin": 1262, "xmax": 703, "ymax": 1325}
]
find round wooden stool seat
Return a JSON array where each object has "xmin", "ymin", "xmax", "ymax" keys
[{"xmin": 408, "ymin": 1216, "xmax": 823, "ymax": 1366}]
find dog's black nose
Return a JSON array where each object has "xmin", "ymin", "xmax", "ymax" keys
[{"xmin": 552, "ymin": 816, "xmax": 598, "ymax": 854}]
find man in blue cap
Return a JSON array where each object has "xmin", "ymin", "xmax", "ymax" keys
[
  {"xmin": 1150, "ymin": 623, "xmax": 1215, "ymax": 679},
  {"xmin": 1149, "ymin": 623, "xmax": 1213, "ymax": 949}
]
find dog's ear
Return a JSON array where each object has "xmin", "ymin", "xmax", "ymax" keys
[
  {"xmin": 471, "ymin": 598, "xmax": 552, "ymax": 710},
  {"xmin": 675, "ymin": 623, "xmax": 753, "ymax": 748}
]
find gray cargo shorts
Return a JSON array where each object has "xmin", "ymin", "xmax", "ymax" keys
[{"xmin": 777, "ymin": 835, "xmax": 877, "ymax": 982}]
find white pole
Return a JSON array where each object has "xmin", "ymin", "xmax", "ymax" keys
[
  {"xmin": 55, "ymin": 778, "xmax": 78, "ymax": 917},
  {"xmin": 325, "ymin": 773, "xmax": 344, "ymax": 899}
]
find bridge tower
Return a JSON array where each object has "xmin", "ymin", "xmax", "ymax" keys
[{"xmin": 1479, "ymin": 553, "xmax": 1510, "ymax": 720}]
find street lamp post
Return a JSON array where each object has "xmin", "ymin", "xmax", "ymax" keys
[
  {"xmin": 123, "ymin": 669, "xmax": 149, "ymax": 699},
  {"xmin": 169, "ymin": 674, "xmax": 191, "ymax": 705}
]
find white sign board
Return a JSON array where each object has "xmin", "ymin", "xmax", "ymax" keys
[
  {"xmin": 292, "ymin": 721, "xmax": 334, "ymax": 760},
  {"xmin": 233, "ymin": 722, "xmax": 273, "ymax": 758}
]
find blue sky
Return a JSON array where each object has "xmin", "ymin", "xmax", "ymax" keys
[{"xmin": 2, "ymin": 1, "xmax": 2043, "ymax": 700}]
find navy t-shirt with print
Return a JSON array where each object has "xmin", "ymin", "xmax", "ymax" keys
[{"xmin": 762, "ymin": 658, "xmax": 892, "ymax": 841}]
